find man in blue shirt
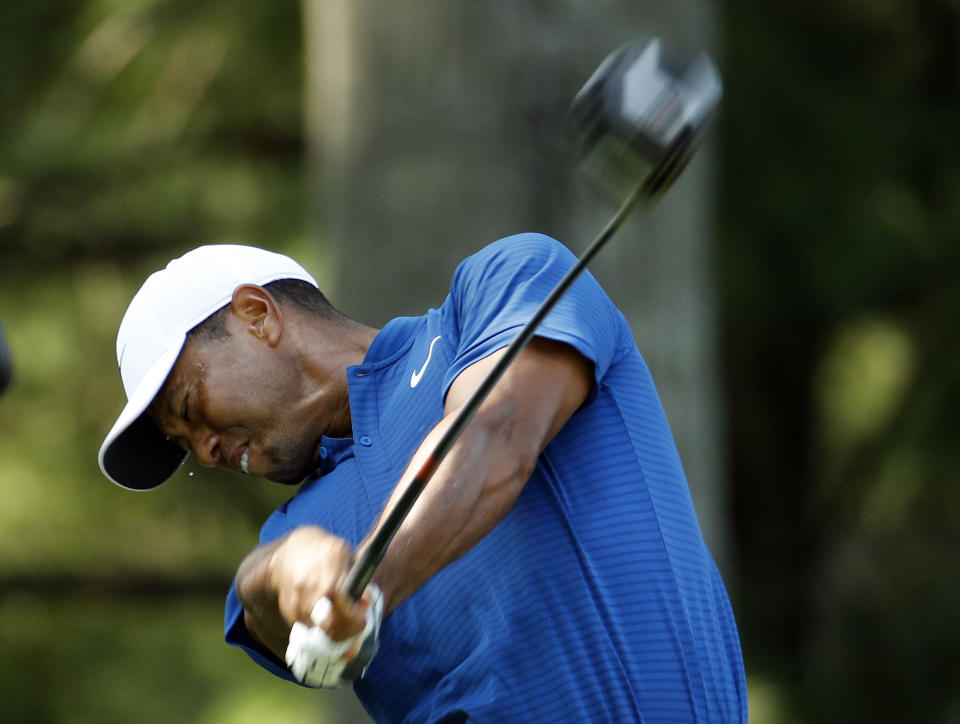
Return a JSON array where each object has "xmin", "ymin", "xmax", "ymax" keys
[{"xmin": 99, "ymin": 234, "xmax": 747, "ymax": 722}]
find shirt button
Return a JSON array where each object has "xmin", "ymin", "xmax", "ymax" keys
[
  {"xmin": 359, "ymin": 436, "xmax": 373, "ymax": 446},
  {"xmin": 319, "ymin": 446, "xmax": 329, "ymax": 459}
]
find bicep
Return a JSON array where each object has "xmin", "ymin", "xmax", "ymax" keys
[{"xmin": 445, "ymin": 336, "xmax": 594, "ymax": 459}]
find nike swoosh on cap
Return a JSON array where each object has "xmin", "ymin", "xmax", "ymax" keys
[{"xmin": 410, "ymin": 335, "xmax": 442, "ymax": 388}]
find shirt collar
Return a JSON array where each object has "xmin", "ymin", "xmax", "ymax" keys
[
  {"xmin": 357, "ymin": 315, "xmax": 423, "ymax": 369},
  {"xmin": 313, "ymin": 435, "xmax": 354, "ymax": 476}
]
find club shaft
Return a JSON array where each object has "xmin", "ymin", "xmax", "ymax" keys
[{"xmin": 342, "ymin": 183, "xmax": 645, "ymax": 601}]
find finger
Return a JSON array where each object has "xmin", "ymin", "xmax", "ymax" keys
[
  {"xmin": 286, "ymin": 621, "xmax": 353, "ymax": 686},
  {"xmin": 277, "ymin": 582, "xmax": 323, "ymax": 627},
  {"xmin": 309, "ymin": 596, "xmax": 334, "ymax": 627},
  {"xmin": 270, "ymin": 527, "xmax": 355, "ymax": 625},
  {"xmin": 324, "ymin": 590, "xmax": 368, "ymax": 640},
  {"xmin": 342, "ymin": 635, "xmax": 364, "ymax": 662}
]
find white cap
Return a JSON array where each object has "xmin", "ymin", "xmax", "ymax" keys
[{"xmin": 98, "ymin": 244, "xmax": 318, "ymax": 491}]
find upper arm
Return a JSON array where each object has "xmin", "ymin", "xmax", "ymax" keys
[
  {"xmin": 443, "ymin": 235, "xmax": 622, "ymax": 401},
  {"xmin": 445, "ymin": 336, "xmax": 594, "ymax": 461}
]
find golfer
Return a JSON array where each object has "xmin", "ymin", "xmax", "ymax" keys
[{"xmin": 99, "ymin": 235, "xmax": 747, "ymax": 722}]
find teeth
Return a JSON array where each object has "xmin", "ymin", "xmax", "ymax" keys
[{"xmin": 240, "ymin": 448, "xmax": 249, "ymax": 474}]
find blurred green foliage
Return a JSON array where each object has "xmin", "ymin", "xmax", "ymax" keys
[
  {"xmin": 0, "ymin": 0, "xmax": 351, "ymax": 721},
  {"xmin": 1, "ymin": 0, "xmax": 959, "ymax": 722},
  {"xmin": 0, "ymin": 0, "xmax": 305, "ymax": 262},
  {"xmin": 0, "ymin": 595, "xmax": 329, "ymax": 724},
  {"xmin": 720, "ymin": 0, "xmax": 960, "ymax": 721}
]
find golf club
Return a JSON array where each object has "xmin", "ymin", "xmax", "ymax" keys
[{"xmin": 341, "ymin": 36, "xmax": 723, "ymax": 602}]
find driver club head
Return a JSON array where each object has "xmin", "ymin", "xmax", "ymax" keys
[{"xmin": 568, "ymin": 37, "xmax": 723, "ymax": 204}]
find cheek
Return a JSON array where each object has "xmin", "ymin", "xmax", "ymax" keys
[{"xmin": 203, "ymin": 364, "xmax": 295, "ymax": 426}]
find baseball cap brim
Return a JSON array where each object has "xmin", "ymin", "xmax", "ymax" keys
[{"xmin": 98, "ymin": 336, "xmax": 188, "ymax": 491}]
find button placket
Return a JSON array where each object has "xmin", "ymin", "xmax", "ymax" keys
[{"xmin": 348, "ymin": 365, "xmax": 396, "ymax": 500}]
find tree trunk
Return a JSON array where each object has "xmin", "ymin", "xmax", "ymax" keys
[{"xmin": 302, "ymin": 0, "xmax": 728, "ymax": 570}]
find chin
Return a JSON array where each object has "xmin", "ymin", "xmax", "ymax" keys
[
  {"xmin": 266, "ymin": 467, "xmax": 310, "ymax": 486},
  {"xmin": 265, "ymin": 444, "xmax": 321, "ymax": 485},
  {"xmin": 266, "ymin": 461, "xmax": 317, "ymax": 485},
  {"xmin": 270, "ymin": 476, "xmax": 304, "ymax": 486}
]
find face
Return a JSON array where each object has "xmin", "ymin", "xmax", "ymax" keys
[{"xmin": 147, "ymin": 295, "xmax": 342, "ymax": 484}]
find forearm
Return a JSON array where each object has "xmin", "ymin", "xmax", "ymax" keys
[
  {"xmin": 235, "ymin": 539, "xmax": 289, "ymax": 659},
  {"xmin": 360, "ymin": 397, "xmax": 538, "ymax": 615},
  {"xmin": 235, "ymin": 528, "xmax": 361, "ymax": 661},
  {"xmin": 360, "ymin": 338, "xmax": 592, "ymax": 613}
]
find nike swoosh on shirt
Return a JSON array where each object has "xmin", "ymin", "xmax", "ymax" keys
[{"xmin": 410, "ymin": 335, "xmax": 442, "ymax": 388}]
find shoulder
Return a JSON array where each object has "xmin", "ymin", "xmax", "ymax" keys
[
  {"xmin": 483, "ymin": 232, "xmax": 574, "ymax": 258},
  {"xmin": 457, "ymin": 233, "xmax": 575, "ymax": 273},
  {"xmin": 450, "ymin": 234, "xmax": 578, "ymax": 295}
]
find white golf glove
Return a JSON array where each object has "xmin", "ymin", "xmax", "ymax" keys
[{"xmin": 285, "ymin": 583, "xmax": 384, "ymax": 688}]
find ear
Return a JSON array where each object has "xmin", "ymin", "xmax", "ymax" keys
[{"xmin": 230, "ymin": 284, "xmax": 283, "ymax": 346}]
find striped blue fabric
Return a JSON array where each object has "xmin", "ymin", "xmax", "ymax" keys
[{"xmin": 225, "ymin": 233, "xmax": 747, "ymax": 723}]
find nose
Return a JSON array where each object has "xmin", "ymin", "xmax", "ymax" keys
[{"xmin": 189, "ymin": 425, "xmax": 222, "ymax": 467}]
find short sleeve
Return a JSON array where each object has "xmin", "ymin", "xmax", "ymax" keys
[
  {"xmin": 224, "ymin": 584, "xmax": 300, "ymax": 684},
  {"xmin": 441, "ymin": 233, "xmax": 624, "ymax": 396},
  {"xmin": 223, "ymin": 507, "xmax": 303, "ymax": 684}
]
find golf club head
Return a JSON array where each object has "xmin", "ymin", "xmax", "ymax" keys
[{"xmin": 569, "ymin": 37, "xmax": 722, "ymax": 204}]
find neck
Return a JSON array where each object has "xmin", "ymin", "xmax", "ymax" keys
[{"xmin": 296, "ymin": 314, "xmax": 379, "ymax": 437}]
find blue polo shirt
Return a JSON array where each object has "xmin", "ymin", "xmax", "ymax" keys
[{"xmin": 225, "ymin": 233, "xmax": 747, "ymax": 723}]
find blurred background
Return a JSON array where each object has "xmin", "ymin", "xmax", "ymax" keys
[{"xmin": 1, "ymin": 1, "xmax": 958, "ymax": 722}]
